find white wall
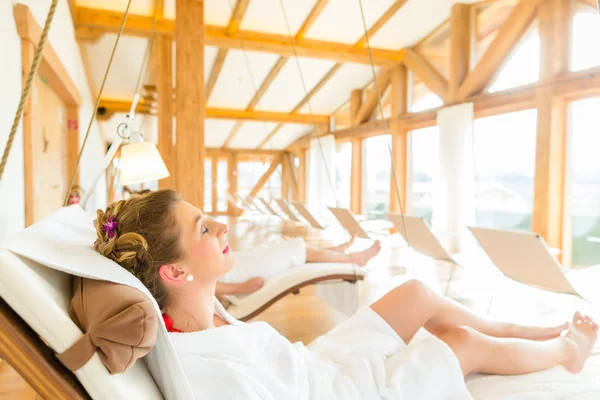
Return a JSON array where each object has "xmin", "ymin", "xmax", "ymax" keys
[{"xmin": 0, "ymin": 0, "xmax": 107, "ymax": 243}]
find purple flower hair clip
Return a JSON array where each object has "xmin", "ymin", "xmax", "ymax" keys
[{"xmin": 102, "ymin": 217, "xmax": 118, "ymax": 239}]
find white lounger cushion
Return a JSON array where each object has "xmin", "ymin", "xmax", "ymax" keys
[
  {"xmin": 226, "ymin": 263, "xmax": 365, "ymax": 320},
  {"xmin": 1, "ymin": 205, "xmax": 195, "ymax": 400}
]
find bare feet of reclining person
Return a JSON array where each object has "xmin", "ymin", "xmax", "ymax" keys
[
  {"xmin": 563, "ymin": 311, "xmax": 599, "ymax": 373},
  {"xmin": 349, "ymin": 240, "xmax": 382, "ymax": 267}
]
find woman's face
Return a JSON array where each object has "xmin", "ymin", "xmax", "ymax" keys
[{"xmin": 169, "ymin": 200, "xmax": 235, "ymax": 284}]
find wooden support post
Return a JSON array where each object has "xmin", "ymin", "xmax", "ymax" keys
[
  {"xmin": 246, "ymin": 152, "xmax": 284, "ymax": 201},
  {"xmin": 286, "ymin": 153, "xmax": 299, "ymax": 201},
  {"xmin": 227, "ymin": 151, "xmax": 239, "ymax": 215},
  {"xmin": 449, "ymin": 3, "xmax": 473, "ymax": 102},
  {"xmin": 281, "ymin": 155, "xmax": 289, "ymax": 200},
  {"xmin": 350, "ymin": 89, "xmax": 363, "ymax": 215},
  {"xmin": 66, "ymin": 106, "xmax": 79, "ymax": 189},
  {"xmin": 532, "ymin": 0, "xmax": 572, "ymax": 260},
  {"xmin": 389, "ymin": 65, "xmax": 408, "ymax": 213},
  {"xmin": 211, "ymin": 157, "xmax": 218, "ymax": 213},
  {"xmin": 156, "ymin": 35, "xmax": 175, "ymax": 190},
  {"xmin": 175, "ymin": 0, "xmax": 204, "ymax": 206},
  {"xmin": 297, "ymin": 150, "xmax": 306, "ymax": 203},
  {"xmin": 22, "ymin": 42, "xmax": 35, "ymax": 226}
]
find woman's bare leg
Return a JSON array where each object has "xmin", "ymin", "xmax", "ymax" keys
[
  {"xmin": 439, "ymin": 313, "xmax": 598, "ymax": 376},
  {"xmin": 325, "ymin": 236, "xmax": 355, "ymax": 253},
  {"xmin": 306, "ymin": 240, "xmax": 382, "ymax": 266},
  {"xmin": 370, "ymin": 279, "xmax": 568, "ymax": 344}
]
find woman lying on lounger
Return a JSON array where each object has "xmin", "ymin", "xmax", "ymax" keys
[
  {"xmin": 216, "ymin": 236, "xmax": 381, "ymax": 296},
  {"xmin": 94, "ymin": 190, "xmax": 597, "ymax": 400}
]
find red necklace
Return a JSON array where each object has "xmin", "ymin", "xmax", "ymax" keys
[{"xmin": 162, "ymin": 312, "xmax": 220, "ymax": 333}]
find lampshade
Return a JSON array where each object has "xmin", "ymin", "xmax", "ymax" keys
[{"xmin": 119, "ymin": 142, "xmax": 170, "ymax": 185}]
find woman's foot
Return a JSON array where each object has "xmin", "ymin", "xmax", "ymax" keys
[
  {"xmin": 349, "ymin": 240, "xmax": 382, "ymax": 266},
  {"xmin": 235, "ymin": 277, "xmax": 265, "ymax": 295},
  {"xmin": 563, "ymin": 312, "xmax": 598, "ymax": 373},
  {"xmin": 329, "ymin": 236, "xmax": 355, "ymax": 253}
]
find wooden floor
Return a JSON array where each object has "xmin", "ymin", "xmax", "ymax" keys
[{"xmin": 2, "ymin": 214, "xmax": 599, "ymax": 398}]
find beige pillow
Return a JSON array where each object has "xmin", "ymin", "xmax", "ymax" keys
[{"xmin": 56, "ymin": 277, "xmax": 157, "ymax": 374}]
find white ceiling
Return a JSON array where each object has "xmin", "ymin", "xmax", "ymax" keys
[
  {"xmin": 79, "ymin": 0, "xmax": 488, "ymax": 149},
  {"xmin": 258, "ymin": 57, "xmax": 337, "ymax": 113},
  {"xmin": 304, "ymin": 0, "xmax": 397, "ymax": 44}
]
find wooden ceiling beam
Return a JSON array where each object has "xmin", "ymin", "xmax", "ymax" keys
[
  {"xmin": 206, "ymin": 49, "xmax": 229, "ymax": 102},
  {"xmin": 289, "ymin": 62, "xmax": 600, "ymax": 149},
  {"xmin": 232, "ymin": 0, "xmax": 406, "ymax": 150},
  {"xmin": 222, "ymin": 56, "xmax": 289, "ymax": 148},
  {"xmin": 74, "ymin": 7, "xmax": 404, "ymax": 65},
  {"xmin": 97, "ymin": 98, "xmax": 330, "ymax": 124},
  {"xmin": 457, "ymin": 0, "xmax": 539, "ymax": 99},
  {"xmin": 153, "ymin": 0, "xmax": 165, "ymax": 20},
  {"xmin": 295, "ymin": 0, "xmax": 330, "ymax": 40},
  {"xmin": 354, "ymin": 0, "xmax": 409, "ymax": 48},
  {"xmin": 226, "ymin": 0, "xmax": 328, "ymax": 149},
  {"xmin": 415, "ymin": 18, "xmax": 450, "ymax": 49},
  {"xmin": 257, "ymin": 63, "xmax": 342, "ymax": 149},
  {"xmin": 258, "ymin": 0, "xmax": 405, "ymax": 149},
  {"xmin": 403, "ymin": 49, "xmax": 448, "ymax": 101},
  {"xmin": 476, "ymin": 0, "xmax": 519, "ymax": 41},
  {"xmin": 206, "ymin": 0, "xmax": 251, "ymax": 101},
  {"xmin": 353, "ymin": 69, "xmax": 391, "ymax": 124}
]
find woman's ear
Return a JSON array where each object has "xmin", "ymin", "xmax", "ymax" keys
[{"xmin": 159, "ymin": 264, "xmax": 186, "ymax": 284}]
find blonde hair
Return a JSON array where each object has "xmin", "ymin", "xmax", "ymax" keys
[{"xmin": 94, "ymin": 190, "xmax": 182, "ymax": 309}]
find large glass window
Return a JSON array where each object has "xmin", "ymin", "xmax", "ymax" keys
[
  {"xmin": 473, "ymin": 110, "xmax": 537, "ymax": 230},
  {"xmin": 363, "ymin": 135, "xmax": 391, "ymax": 220},
  {"xmin": 411, "ymin": 127, "xmax": 439, "ymax": 225},
  {"xmin": 411, "ymin": 94, "xmax": 443, "ymax": 113},
  {"xmin": 571, "ymin": 11, "xmax": 600, "ymax": 72},
  {"xmin": 204, "ymin": 159, "xmax": 212, "ymax": 213},
  {"xmin": 568, "ymin": 98, "xmax": 600, "ymax": 267},
  {"xmin": 335, "ymin": 142, "xmax": 351, "ymax": 208},
  {"xmin": 237, "ymin": 160, "xmax": 282, "ymax": 200},
  {"xmin": 488, "ymin": 34, "xmax": 539, "ymax": 93}
]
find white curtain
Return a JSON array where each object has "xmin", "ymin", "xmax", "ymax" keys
[
  {"xmin": 307, "ymin": 134, "xmax": 336, "ymax": 211},
  {"xmin": 433, "ymin": 103, "xmax": 476, "ymax": 253}
]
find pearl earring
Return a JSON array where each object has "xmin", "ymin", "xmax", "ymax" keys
[{"xmin": 186, "ymin": 274, "xmax": 194, "ymax": 282}]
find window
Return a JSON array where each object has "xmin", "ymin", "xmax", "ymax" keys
[
  {"xmin": 411, "ymin": 94, "xmax": 443, "ymax": 113},
  {"xmin": 568, "ymin": 98, "xmax": 600, "ymax": 267},
  {"xmin": 364, "ymin": 135, "xmax": 391, "ymax": 220},
  {"xmin": 237, "ymin": 160, "xmax": 282, "ymax": 200},
  {"xmin": 204, "ymin": 159, "xmax": 212, "ymax": 213},
  {"xmin": 217, "ymin": 160, "xmax": 228, "ymax": 212},
  {"xmin": 335, "ymin": 142, "xmax": 351, "ymax": 208},
  {"xmin": 410, "ymin": 127, "xmax": 439, "ymax": 225},
  {"xmin": 473, "ymin": 109, "xmax": 537, "ymax": 230},
  {"xmin": 571, "ymin": 11, "xmax": 600, "ymax": 72},
  {"xmin": 488, "ymin": 34, "xmax": 539, "ymax": 93},
  {"xmin": 264, "ymin": 164, "xmax": 282, "ymax": 199}
]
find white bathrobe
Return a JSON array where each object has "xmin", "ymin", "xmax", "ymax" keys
[{"xmin": 170, "ymin": 301, "xmax": 473, "ymax": 400}]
